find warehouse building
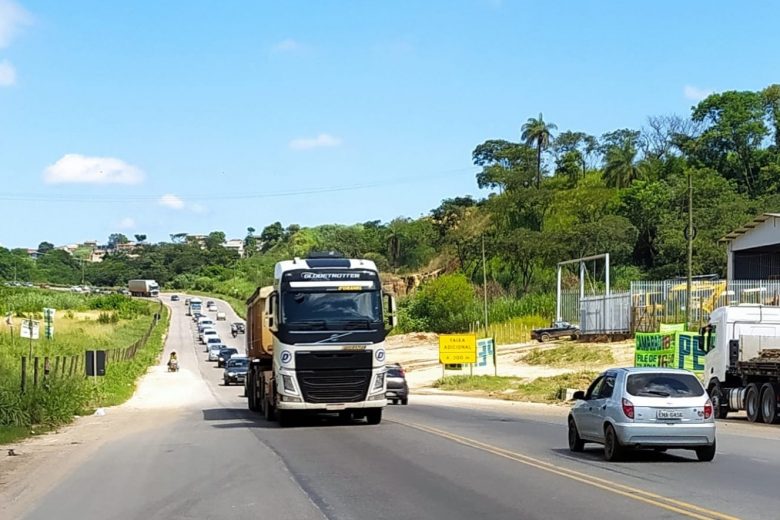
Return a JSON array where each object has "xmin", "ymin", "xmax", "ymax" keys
[{"xmin": 722, "ymin": 213, "xmax": 780, "ymax": 280}]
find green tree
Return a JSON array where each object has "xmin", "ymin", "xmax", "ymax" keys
[
  {"xmin": 521, "ymin": 113, "xmax": 557, "ymax": 188},
  {"xmin": 603, "ymin": 138, "xmax": 640, "ymax": 188},
  {"xmin": 108, "ymin": 233, "xmax": 129, "ymax": 249},
  {"xmin": 204, "ymin": 231, "xmax": 226, "ymax": 250},
  {"xmin": 134, "ymin": 234, "xmax": 147, "ymax": 243},
  {"xmin": 37, "ymin": 241, "xmax": 54, "ymax": 254},
  {"xmin": 260, "ymin": 222, "xmax": 284, "ymax": 253}
]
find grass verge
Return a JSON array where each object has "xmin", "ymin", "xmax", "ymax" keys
[
  {"xmin": 433, "ymin": 372, "xmax": 598, "ymax": 403},
  {"xmin": 522, "ymin": 344, "xmax": 614, "ymax": 368},
  {"xmin": 0, "ymin": 304, "xmax": 169, "ymax": 444}
]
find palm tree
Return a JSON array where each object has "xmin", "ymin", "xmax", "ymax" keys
[
  {"xmin": 521, "ymin": 113, "xmax": 557, "ymax": 188},
  {"xmin": 603, "ymin": 139, "xmax": 640, "ymax": 189}
]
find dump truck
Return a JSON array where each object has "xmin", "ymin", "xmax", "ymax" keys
[
  {"xmin": 702, "ymin": 305, "xmax": 780, "ymax": 423},
  {"xmin": 127, "ymin": 279, "xmax": 159, "ymax": 297},
  {"xmin": 244, "ymin": 252, "xmax": 396, "ymax": 427}
]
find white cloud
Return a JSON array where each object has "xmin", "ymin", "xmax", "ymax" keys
[
  {"xmin": 118, "ymin": 217, "xmax": 136, "ymax": 230},
  {"xmin": 684, "ymin": 85, "xmax": 713, "ymax": 102},
  {"xmin": 0, "ymin": 59, "xmax": 15, "ymax": 86},
  {"xmin": 158, "ymin": 194, "xmax": 185, "ymax": 210},
  {"xmin": 289, "ymin": 133, "xmax": 342, "ymax": 151},
  {"xmin": 44, "ymin": 154, "xmax": 145, "ymax": 184},
  {"xmin": 272, "ymin": 38, "xmax": 303, "ymax": 53},
  {"xmin": 0, "ymin": 0, "xmax": 31, "ymax": 49}
]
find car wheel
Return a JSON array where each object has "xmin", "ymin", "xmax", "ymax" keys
[
  {"xmin": 695, "ymin": 440, "xmax": 716, "ymax": 462},
  {"xmin": 401, "ymin": 398, "xmax": 408, "ymax": 405},
  {"xmin": 746, "ymin": 383, "xmax": 763, "ymax": 423},
  {"xmin": 540, "ymin": 333, "xmax": 551, "ymax": 343},
  {"xmin": 603, "ymin": 424, "xmax": 624, "ymax": 461},
  {"xmin": 708, "ymin": 382, "xmax": 729, "ymax": 420},
  {"xmin": 392, "ymin": 399, "xmax": 398, "ymax": 405},
  {"xmin": 224, "ymin": 379, "xmax": 229, "ymax": 386},
  {"xmin": 568, "ymin": 417, "xmax": 584, "ymax": 452},
  {"xmin": 761, "ymin": 383, "xmax": 780, "ymax": 424}
]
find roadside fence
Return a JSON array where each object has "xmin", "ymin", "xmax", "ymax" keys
[{"xmin": 17, "ymin": 301, "xmax": 163, "ymax": 393}]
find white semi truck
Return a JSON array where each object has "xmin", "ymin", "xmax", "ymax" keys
[
  {"xmin": 244, "ymin": 253, "xmax": 396, "ymax": 427},
  {"xmin": 127, "ymin": 279, "xmax": 160, "ymax": 297},
  {"xmin": 702, "ymin": 305, "xmax": 780, "ymax": 423}
]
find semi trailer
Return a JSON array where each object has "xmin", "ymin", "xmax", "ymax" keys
[
  {"xmin": 244, "ymin": 252, "xmax": 396, "ymax": 427},
  {"xmin": 127, "ymin": 279, "xmax": 160, "ymax": 297},
  {"xmin": 702, "ymin": 305, "xmax": 780, "ymax": 423}
]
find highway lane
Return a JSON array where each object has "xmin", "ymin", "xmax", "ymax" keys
[{"xmin": 19, "ymin": 295, "xmax": 780, "ymax": 520}]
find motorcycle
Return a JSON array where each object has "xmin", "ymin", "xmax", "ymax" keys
[
  {"xmin": 231, "ymin": 329, "xmax": 238, "ymax": 338},
  {"xmin": 167, "ymin": 360, "xmax": 179, "ymax": 372}
]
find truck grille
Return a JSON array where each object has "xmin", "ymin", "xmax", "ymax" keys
[{"xmin": 296, "ymin": 370, "xmax": 371, "ymax": 403}]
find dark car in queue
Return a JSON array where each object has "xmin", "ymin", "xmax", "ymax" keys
[
  {"xmin": 224, "ymin": 356, "xmax": 249, "ymax": 386},
  {"xmin": 386, "ymin": 363, "xmax": 409, "ymax": 405},
  {"xmin": 217, "ymin": 347, "xmax": 239, "ymax": 368}
]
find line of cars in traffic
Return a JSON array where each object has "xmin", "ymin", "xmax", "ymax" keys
[{"xmin": 184, "ymin": 296, "xmax": 249, "ymax": 386}]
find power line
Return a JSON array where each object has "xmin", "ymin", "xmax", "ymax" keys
[{"xmin": 0, "ymin": 167, "xmax": 478, "ymax": 204}]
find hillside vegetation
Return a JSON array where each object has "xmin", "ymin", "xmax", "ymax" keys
[{"xmin": 3, "ymin": 86, "xmax": 780, "ymax": 331}]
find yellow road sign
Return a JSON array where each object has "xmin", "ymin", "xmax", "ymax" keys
[{"xmin": 439, "ymin": 333, "xmax": 477, "ymax": 364}]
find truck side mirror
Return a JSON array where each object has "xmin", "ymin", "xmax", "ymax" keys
[{"xmin": 384, "ymin": 293, "xmax": 397, "ymax": 329}]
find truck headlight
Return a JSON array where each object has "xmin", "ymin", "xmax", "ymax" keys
[
  {"xmin": 373, "ymin": 373, "xmax": 386, "ymax": 391},
  {"xmin": 282, "ymin": 374, "xmax": 298, "ymax": 395}
]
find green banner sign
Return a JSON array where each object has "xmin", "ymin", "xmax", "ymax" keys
[
  {"xmin": 635, "ymin": 333, "xmax": 675, "ymax": 368},
  {"xmin": 634, "ymin": 332, "xmax": 705, "ymax": 376}
]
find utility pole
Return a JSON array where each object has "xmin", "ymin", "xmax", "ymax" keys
[
  {"xmin": 685, "ymin": 169, "xmax": 694, "ymax": 330},
  {"xmin": 481, "ymin": 235, "xmax": 489, "ymax": 335}
]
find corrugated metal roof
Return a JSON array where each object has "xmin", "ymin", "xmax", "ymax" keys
[{"xmin": 720, "ymin": 213, "xmax": 780, "ymax": 242}]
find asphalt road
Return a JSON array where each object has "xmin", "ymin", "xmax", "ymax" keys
[{"xmin": 19, "ymin": 296, "xmax": 780, "ymax": 520}]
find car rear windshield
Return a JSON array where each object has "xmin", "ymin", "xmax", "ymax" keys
[
  {"xmin": 228, "ymin": 359, "xmax": 248, "ymax": 367},
  {"xmin": 626, "ymin": 373, "xmax": 704, "ymax": 398},
  {"xmin": 387, "ymin": 369, "xmax": 404, "ymax": 377}
]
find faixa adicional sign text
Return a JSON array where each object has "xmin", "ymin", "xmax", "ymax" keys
[{"xmin": 300, "ymin": 272, "xmax": 362, "ymax": 280}]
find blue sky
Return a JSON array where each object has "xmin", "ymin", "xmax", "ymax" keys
[{"xmin": 1, "ymin": 0, "xmax": 778, "ymax": 248}]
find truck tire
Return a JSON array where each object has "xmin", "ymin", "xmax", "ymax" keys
[
  {"xmin": 247, "ymin": 373, "xmax": 260, "ymax": 412},
  {"xmin": 277, "ymin": 409, "xmax": 293, "ymax": 428},
  {"xmin": 365, "ymin": 408, "xmax": 383, "ymax": 425},
  {"xmin": 707, "ymin": 381, "xmax": 729, "ymax": 420},
  {"xmin": 761, "ymin": 383, "xmax": 780, "ymax": 425},
  {"xmin": 746, "ymin": 383, "xmax": 763, "ymax": 423}
]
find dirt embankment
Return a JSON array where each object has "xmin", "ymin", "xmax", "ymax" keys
[{"xmin": 385, "ymin": 333, "xmax": 634, "ymax": 389}]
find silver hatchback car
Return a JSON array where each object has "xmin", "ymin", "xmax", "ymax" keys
[{"xmin": 568, "ymin": 367, "xmax": 716, "ymax": 461}]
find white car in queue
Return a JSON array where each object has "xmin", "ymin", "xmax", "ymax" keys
[
  {"xmin": 200, "ymin": 328, "xmax": 218, "ymax": 346},
  {"xmin": 568, "ymin": 367, "xmax": 716, "ymax": 462},
  {"xmin": 208, "ymin": 342, "xmax": 226, "ymax": 362}
]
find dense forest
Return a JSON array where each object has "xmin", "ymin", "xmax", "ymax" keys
[{"xmin": 3, "ymin": 86, "xmax": 780, "ymax": 331}]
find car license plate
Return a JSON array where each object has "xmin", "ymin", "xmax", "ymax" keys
[
  {"xmin": 656, "ymin": 409, "xmax": 684, "ymax": 420},
  {"xmin": 386, "ymin": 392, "xmax": 397, "ymax": 397}
]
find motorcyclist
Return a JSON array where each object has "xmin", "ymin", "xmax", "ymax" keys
[{"xmin": 168, "ymin": 351, "xmax": 178, "ymax": 370}]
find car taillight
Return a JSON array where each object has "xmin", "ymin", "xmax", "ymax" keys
[
  {"xmin": 704, "ymin": 399, "xmax": 713, "ymax": 419},
  {"xmin": 399, "ymin": 368, "xmax": 405, "ymax": 377},
  {"xmin": 622, "ymin": 398, "xmax": 634, "ymax": 419}
]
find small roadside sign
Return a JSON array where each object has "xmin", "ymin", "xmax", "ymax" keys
[
  {"xmin": 20, "ymin": 320, "xmax": 40, "ymax": 340},
  {"xmin": 439, "ymin": 333, "xmax": 477, "ymax": 364}
]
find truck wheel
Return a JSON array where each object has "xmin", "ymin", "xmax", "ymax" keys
[
  {"xmin": 746, "ymin": 383, "xmax": 763, "ymax": 423},
  {"xmin": 708, "ymin": 382, "xmax": 729, "ymax": 419},
  {"xmin": 695, "ymin": 440, "xmax": 716, "ymax": 462},
  {"xmin": 540, "ymin": 333, "xmax": 551, "ymax": 343},
  {"xmin": 761, "ymin": 383, "xmax": 780, "ymax": 424},
  {"xmin": 262, "ymin": 394, "xmax": 276, "ymax": 421},
  {"xmin": 277, "ymin": 410, "xmax": 293, "ymax": 428},
  {"xmin": 365, "ymin": 409, "xmax": 383, "ymax": 425},
  {"xmin": 247, "ymin": 373, "xmax": 259, "ymax": 411}
]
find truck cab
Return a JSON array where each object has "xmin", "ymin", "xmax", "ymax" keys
[
  {"xmin": 702, "ymin": 305, "xmax": 780, "ymax": 420},
  {"xmin": 246, "ymin": 253, "xmax": 397, "ymax": 426}
]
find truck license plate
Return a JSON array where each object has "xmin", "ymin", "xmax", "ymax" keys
[
  {"xmin": 325, "ymin": 404, "xmax": 346, "ymax": 411},
  {"xmin": 656, "ymin": 409, "xmax": 684, "ymax": 420}
]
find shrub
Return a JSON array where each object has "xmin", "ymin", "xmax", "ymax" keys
[{"xmin": 401, "ymin": 273, "xmax": 480, "ymax": 333}]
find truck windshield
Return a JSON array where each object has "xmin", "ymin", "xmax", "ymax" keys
[{"xmin": 282, "ymin": 290, "xmax": 382, "ymax": 328}]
